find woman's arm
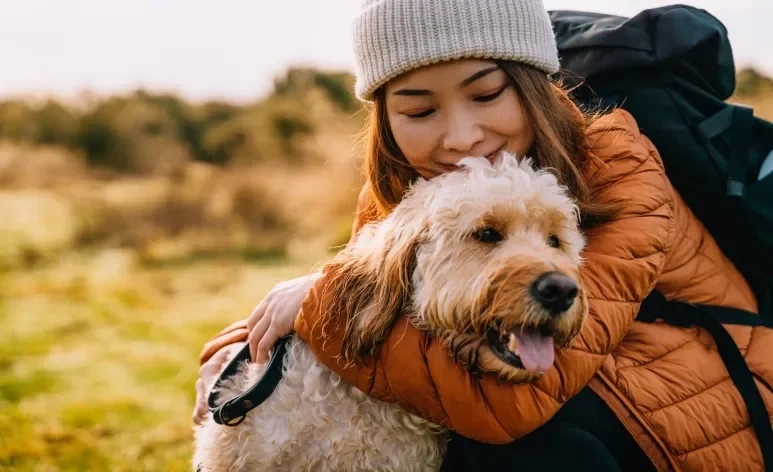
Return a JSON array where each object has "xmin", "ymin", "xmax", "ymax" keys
[{"xmin": 293, "ymin": 110, "xmax": 677, "ymax": 442}]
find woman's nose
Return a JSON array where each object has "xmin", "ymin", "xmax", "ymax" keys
[{"xmin": 443, "ymin": 109, "xmax": 484, "ymax": 154}]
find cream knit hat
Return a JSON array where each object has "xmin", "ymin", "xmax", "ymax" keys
[{"xmin": 351, "ymin": 0, "xmax": 560, "ymax": 102}]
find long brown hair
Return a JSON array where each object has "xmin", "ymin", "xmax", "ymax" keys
[{"xmin": 359, "ymin": 60, "xmax": 619, "ymax": 228}]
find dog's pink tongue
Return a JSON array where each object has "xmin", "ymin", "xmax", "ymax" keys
[{"xmin": 511, "ymin": 331, "xmax": 555, "ymax": 373}]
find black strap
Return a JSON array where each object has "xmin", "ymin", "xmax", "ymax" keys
[
  {"xmin": 699, "ymin": 106, "xmax": 735, "ymax": 140},
  {"xmin": 207, "ymin": 335, "xmax": 291, "ymax": 426},
  {"xmin": 697, "ymin": 103, "xmax": 756, "ymax": 197},
  {"xmin": 728, "ymin": 104, "xmax": 756, "ymax": 197},
  {"xmin": 637, "ymin": 291, "xmax": 773, "ymax": 470}
]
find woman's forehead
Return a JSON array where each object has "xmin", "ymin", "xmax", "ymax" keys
[{"xmin": 386, "ymin": 58, "xmax": 500, "ymax": 91}]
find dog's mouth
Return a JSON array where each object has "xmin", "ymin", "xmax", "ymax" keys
[{"xmin": 486, "ymin": 324, "xmax": 556, "ymax": 374}]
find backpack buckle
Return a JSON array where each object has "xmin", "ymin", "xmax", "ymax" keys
[{"xmin": 726, "ymin": 180, "xmax": 745, "ymax": 197}]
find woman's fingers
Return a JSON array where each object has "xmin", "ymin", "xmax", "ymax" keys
[
  {"xmin": 256, "ymin": 323, "xmax": 282, "ymax": 364},
  {"xmin": 246, "ymin": 297, "xmax": 270, "ymax": 332},
  {"xmin": 248, "ymin": 310, "xmax": 273, "ymax": 362}
]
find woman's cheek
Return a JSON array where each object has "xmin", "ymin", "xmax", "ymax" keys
[
  {"xmin": 490, "ymin": 93, "xmax": 533, "ymax": 153},
  {"xmin": 503, "ymin": 114, "xmax": 534, "ymax": 155},
  {"xmin": 394, "ymin": 122, "xmax": 437, "ymax": 164}
]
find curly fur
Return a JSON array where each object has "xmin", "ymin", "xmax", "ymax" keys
[
  {"xmin": 194, "ymin": 338, "xmax": 445, "ymax": 471},
  {"xmin": 194, "ymin": 152, "xmax": 587, "ymax": 470}
]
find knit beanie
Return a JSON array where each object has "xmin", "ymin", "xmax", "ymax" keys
[{"xmin": 352, "ymin": 0, "xmax": 560, "ymax": 102}]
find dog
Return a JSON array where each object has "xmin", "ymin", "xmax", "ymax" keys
[{"xmin": 193, "ymin": 153, "xmax": 588, "ymax": 471}]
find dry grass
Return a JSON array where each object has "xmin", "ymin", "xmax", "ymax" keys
[
  {"xmin": 0, "ymin": 252, "xmax": 318, "ymax": 472},
  {"xmin": 0, "ymin": 122, "xmax": 364, "ymax": 270}
]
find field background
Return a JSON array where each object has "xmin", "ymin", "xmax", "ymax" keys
[{"xmin": 1, "ymin": 67, "xmax": 772, "ymax": 471}]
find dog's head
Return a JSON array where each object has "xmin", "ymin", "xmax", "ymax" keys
[{"xmin": 324, "ymin": 153, "xmax": 587, "ymax": 383}]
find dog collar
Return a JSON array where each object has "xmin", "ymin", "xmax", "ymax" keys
[{"xmin": 207, "ymin": 335, "xmax": 291, "ymax": 426}]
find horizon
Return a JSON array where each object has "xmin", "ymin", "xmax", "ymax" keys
[{"xmin": 1, "ymin": 0, "xmax": 771, "ymax": 104}]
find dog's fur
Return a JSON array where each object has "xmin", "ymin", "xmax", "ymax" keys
[{"xmin": 194, "ymin": 153, "xmax": 588, "ymax": 471}]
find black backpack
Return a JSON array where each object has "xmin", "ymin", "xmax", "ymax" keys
[{"xmin": 549, "ymin": 5, "xmax": 773, "ymax": 468}]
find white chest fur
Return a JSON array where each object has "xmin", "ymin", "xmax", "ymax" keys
[{"xmin": 194, "ymin": 337, "xmax": 447, "ymax": 471}]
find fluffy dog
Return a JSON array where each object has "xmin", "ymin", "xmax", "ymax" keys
[{"xmin": 194, "ymin": 153, "xmax": 588, "ymax": 471}]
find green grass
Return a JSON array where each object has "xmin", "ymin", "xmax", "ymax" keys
[{"xmin": 0, "ymin": 253, "xmax": 318, "ymax": 471}]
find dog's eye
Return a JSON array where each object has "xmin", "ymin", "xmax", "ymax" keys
[
  {"xmin": 473, "ymin": 228, "xmax": 504, "ymax": 244},
  {"xmin": 548, "ymin": 235, "xmax": 561, "ymax": 248}
]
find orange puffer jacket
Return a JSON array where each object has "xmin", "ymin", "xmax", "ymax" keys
[{"xmin": 200, "ymin": 110, "xmax": 773, "ymax": 471}]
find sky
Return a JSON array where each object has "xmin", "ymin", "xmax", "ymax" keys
[{"xmin": 0, "ymin": 0, "xmax": 770, "ymax": 103}]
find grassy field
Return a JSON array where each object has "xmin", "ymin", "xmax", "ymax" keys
[
  {"xmin": 0, "ymin": 73, "xmax": 363, "ymax": 472},
  {"xmin": 0, "ymin": 251, "xmax": 322, "ymax": 471}
]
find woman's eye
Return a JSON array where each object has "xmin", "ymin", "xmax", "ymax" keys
[
  {"xmin": 405, "ymin": 109, "xmax": 435, "ymax": 119},
  {"xmin": 473, "ymin": 227, "xmax": 504, "ymax": 244},
  {"xmin": 474, "ymin": 86, "xmax": 507, "ymax": 103}
]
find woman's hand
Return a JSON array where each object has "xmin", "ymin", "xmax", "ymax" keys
[
  {"xmin": 191, "ymin": 272, "xmax": 321, "ymax": 425},
  {"xmin": 246, "ymin": 272, "xmax": 322, "ymax": 364},
  {"xmin": 192, "ymin": 341, "xmax": 244, "ymax": 425}
]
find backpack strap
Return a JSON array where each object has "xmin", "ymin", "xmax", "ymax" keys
[
  {"xmin": 637, "ymin": 291, "xmax": 773, "ymax": 470},
  {"xmin": 698, "ymin": 103, "xmax": 756, "ymax": 197},
  {"xmin": 728, "ymin": 105, "xmax": 756, "ymax": 197}
]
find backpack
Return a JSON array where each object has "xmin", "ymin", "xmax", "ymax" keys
[{"xmin": 548, "ymin": 5, "xmax": 773, "ymax": 468}]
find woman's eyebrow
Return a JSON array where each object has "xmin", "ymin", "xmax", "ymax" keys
[
  {"xmin": 392, "ymin": 88, "xmax": 431, "ymax": 96},
  {"xmin": 391, "ymin": 66, "xmax": 500, "ymax": 96},
  {"xmin": 459, "ymin": 66, "xmax": 500, "ymax": 87}
]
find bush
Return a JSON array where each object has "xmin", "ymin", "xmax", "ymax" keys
[
  {"xmin": 77, "ymin": 100, "xmax": 131, "ymax": 171},
  {"xmin": 313, "ymin": 72, "xmax": 358, "ymax": 112},
  {"xmin": 273, "ymin": 114, "xmax": 314, "ymax": 157},
  {"xmin": 34, "ymin": 100, "xmax": 80, "ymax": 148},
  {"xmin": 193, "ymin": 101, "xmax": 242, "ymax": 164},
  {"xmin": 76, "ymin": 95, "xmax": 191, "ymax": 174},
  {"xmin": 0, "ymin": 101, "xmax": 38, "ymax": 142},
  {"xmin": 272, "ymin": 68, "xmax": 316, "ymax": 97},
  {"xmin": 736, "ymin": 67, "xmax": 773, "ymax": 96}
]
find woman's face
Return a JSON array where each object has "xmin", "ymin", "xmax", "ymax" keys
[{"xmin": 384, "ymin": 59, "xmax": 534, "ymax": 179}]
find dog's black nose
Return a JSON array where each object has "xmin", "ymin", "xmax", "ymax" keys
[{"xmin": 532, "ymin": 271, "xmax": 578, "ymax": 314}]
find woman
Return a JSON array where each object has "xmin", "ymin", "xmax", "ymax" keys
[{"xmin": 194, "ymin": 0, "xmax": 771, "ymax": 470}]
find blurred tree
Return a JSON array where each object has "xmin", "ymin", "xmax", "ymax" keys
[
  {"xmin": 34, "ymin": 100, "xmax": 80, "ymax": 148},
  {"xmin": 313, "ymin": 71, "xmax": 357, "ymax": 112},
  {"xmin": 0, "ymin": 65, "xmax": 391, "ymax": 173},
  {"xmin": 192, "ymin": 101, "xmax": 241, "ymax": 164},
  {"xmin": 0, "ymin": 100, "xmax": 38, "ymax": 141},
  {"xmin": 77, "ymin": 95, "xmax": 190, "ymax": 174},
  {"xmin": 273, "ymin": 67, "xmax": 358, "ymax": 113},
  {"xmin": 736, "ymin": 67, "xmax": 773, "ymax": 96},
  {"xmin": 201, "ymin": 117, "xmax": 252, "ymax": 166}
]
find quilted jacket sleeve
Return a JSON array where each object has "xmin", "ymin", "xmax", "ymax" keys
[{"xmin": 294, "ymin": 110, "xmax": 677, "ymax": 442}]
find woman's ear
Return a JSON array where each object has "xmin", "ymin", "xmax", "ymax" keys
[{"xmin": 321, "ymin": 200, "xmax": 427, "ymax": 364}]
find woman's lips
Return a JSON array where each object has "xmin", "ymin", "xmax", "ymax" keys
[
  {"xmin": 486, "ymin": 144, "xmax": 506, "ymax": 163},
  {"xmin": 437, "ymin": 145, "xmax": 507, "ymax": 172}
]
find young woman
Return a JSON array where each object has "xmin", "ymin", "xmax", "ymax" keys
[{"xmin": 194, "ymin": 1, "xmax": 771, "ymax": 470}]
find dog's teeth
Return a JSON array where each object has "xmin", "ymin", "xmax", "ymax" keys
[{"xmin": 508, "ymin": 332, "xmax": 518, "ymax": 354}]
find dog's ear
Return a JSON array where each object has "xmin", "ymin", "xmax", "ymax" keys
[{"xmin": 321, "ymin": 201, "xmax": 426, "ymax": 364}]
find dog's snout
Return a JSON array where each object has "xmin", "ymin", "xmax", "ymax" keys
[{"xmin": 531, "ymin": 271, "xmax": 578, "ymax": 314}]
